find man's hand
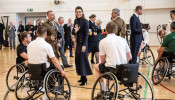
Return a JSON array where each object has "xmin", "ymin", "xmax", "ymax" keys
[
  {"xmin": 93, "ymin": 32, "xmax": 97, "ymax": 36},
  {"xmin": 51, "ymin": 35, "xmax": 56, "ymax": 41},
  {"xmin": 61, "ymin": 71, "xmax": 66, "ymax": 77},
  {"xmin": 81, "ymin": 46, "xmax": 86, "ymax": 52},
  {"xmin": 58, "ymin": 38, "xmax": 62, "ymax": 42},
  {"xmin": 57, "ymin": 43, "xmax": 61, "ymax": 47},
  {"xmin": 142, "ymin": 29, "xmax": 146, "ymax": 33},
  {"xmin": 28, "ymin": 31, "xmax": 32, "ymax": 34}
]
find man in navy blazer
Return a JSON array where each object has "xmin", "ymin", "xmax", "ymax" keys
[{"xmin": 129, "ymin": 6, "xmax": 146, "ymax": 64}]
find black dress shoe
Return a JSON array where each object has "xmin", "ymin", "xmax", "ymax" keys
[
  {"xmin": 79, "ymin": 76, "xmax": 87, "ymax": 86},
  {"xmin": 70, "ymin": 55, "xmax": 74, "ymax": 57},
  {"xmin": 64, "ymin": 64, "xmax": 73, "ymax": 68}
]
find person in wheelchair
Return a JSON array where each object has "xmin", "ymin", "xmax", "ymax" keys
[
  {"xmin": 16, "ymin": 32, "xmax": 31, "ymax": 66},
  {"xmin": 156, "ymin": 21, "xmax": 175, "ymax": 62},
  {"xmin": 27, "ymin": 26, "xmax": 65, "ymax": 76},
  {"xmin": 95, "ymin": 21, "xmax": 132, "ymax": 91}
]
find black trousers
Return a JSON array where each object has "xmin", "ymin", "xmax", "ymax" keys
[{"xmin": 129, "ymin": 42, "xmax": 141, "ymax": 64}]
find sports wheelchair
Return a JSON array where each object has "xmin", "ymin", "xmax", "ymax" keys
[
  {"xmin": 92, "ymin": 64, "xmax": 154, "ymax": 100},
  {"xmin": 6, "ymin": 62, "xmax": 27, "ymax": 91},
  {"xmin": 15, "ymin": 63, "xmax": 71, "ymax": 100},
  {"xmin": 152, "ymin": 52, "xmax": 175, "ymax": 85},
  {"xmin": 139, "ymin": 45, "xmax": 155, "ymax": 66}
]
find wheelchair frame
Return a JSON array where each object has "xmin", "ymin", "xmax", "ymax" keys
[
  {"xmin": 91, "ymin": 71, "xmax": 154, "ymax": 100},
  {"xmin": 139, "ymin": 45, "xmax": 155, "ymax": 66},
  {"xmin": 152, "ymin": 57, "xmax": 175, "ymax": 85},
  {"xmin": 14, "ymin": 68, "xmax": 71, "ymax": 100},
  {"xmin": 6, "ymin": 62, "xmax": 27, "ymax": 91}
]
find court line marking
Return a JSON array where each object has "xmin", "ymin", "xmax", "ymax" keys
[
  {"xmin": 160, "ymin": 83, "xmax": 175, "ymax": 94},
  {"xmin": 144, "ymin": 58, "xmax": 151, "ymax": 99}
]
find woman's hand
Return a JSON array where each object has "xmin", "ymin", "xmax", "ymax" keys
[
  {"xmin": 81, "ymin": 46, "xmax": 86, "ymax": 52},
  {"xmin": 74, "ymin": 24, "xmax": 80, "ymax": 33}
]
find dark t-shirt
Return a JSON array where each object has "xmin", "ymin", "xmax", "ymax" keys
[{"xmin": 16, "ymin": 43, "xmax": 27, "ymax": 64}]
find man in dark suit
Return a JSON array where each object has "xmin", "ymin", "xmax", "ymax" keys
[
  {"xmin": 63, "ymin": 18, "xmax": 74, "ymax": 57},
  {"xmin": 25, "ymin": 21, "xmax": 34, "ymax": 40},
  {"xmin": 129, "ymin": 5, "xmax": 146, "ymax": 64},
  {"xmin": 0, "ymin": 19, "xmax": 5, "ymax": 50},
  {"xmin": 17, "ymin": 20, "xmax": 24, "ymax": 43}
]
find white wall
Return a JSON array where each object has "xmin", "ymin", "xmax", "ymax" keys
[{"xmin": 0, "ymin": 0, "xmax": 175, "ymax": 46}]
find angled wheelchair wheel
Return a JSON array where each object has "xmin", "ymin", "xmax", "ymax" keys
[
  {"xmin": 15, "ymin": 70, "xmax": 38, "ymax": 100},
  {"xmin": 44, "ymin": 69, "xmax": 71, "ymax": 100},
  {"xmin": 91, "ymin": 72, "xmax": 118, "ymax": 100},
  {"xmin": 145, "ymin": 48, "xmax": 155, "ymax": 66},
  {"xmin": 152, "ymin": 57, "xmax": 168, "ymax": 85},
  {"xmin": 6, "ymin": 63, "xmax": 25, "ymax": 91},
  {"xmin": 124, "ymin": 72, "xmax": 154, "ymax": 100}
]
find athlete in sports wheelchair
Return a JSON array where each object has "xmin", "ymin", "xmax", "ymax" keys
[
  {"xmin": 92, "ymin": 22, "xmax": 154, "ymax": 100},
  {"xmin": 152, "ymin": 21, "xmax": 175, "ymax": 85},
  {"xmin": 14, "ymin": 63, "xmax": 71, "ymax": 100},
  {"xmin": 92, "ymin": 64, "xmax": 154, "ymax": 100}
]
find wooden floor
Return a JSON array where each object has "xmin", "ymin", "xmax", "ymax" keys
[{"xmin": 0, "ymin": 46, "xmax": 175, "ymax": 100}]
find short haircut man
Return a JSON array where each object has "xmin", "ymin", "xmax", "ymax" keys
[
  {"xmin": 95, "ymin": 22, "xmax": 132, "ymax": 90},
  {"xmin": 156, "ymin": 21, "xmax": 175, "ymax": 61},
  {"xmin": 27, "ymin": 26, "xmax": 65, "ymax": 76},
  {"xmin": 112, "ymin": 8, "xmax": 126, "ymax": 38},
  {"xmin": 135, "ymin": 5, "xmax": 143, "ymax": 11}
]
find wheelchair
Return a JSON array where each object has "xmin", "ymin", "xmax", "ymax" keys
[
  {"xmin": 6, "ymin": 62, "xmax": 27, "ymax": 91},
  {"xmin": 152, "ymin": 52, "xmax": 175, "ymax": 85},
  {"xmin": 139, "ymin": 45, "xmax": 155, "ymax": 66},
  {"xmin": 91, "ymin": 64, "xmax": 154, "ymax": 100},
  {"xmin": 15, "ymin": 63, "xmax": 71, "ymax": 100}
]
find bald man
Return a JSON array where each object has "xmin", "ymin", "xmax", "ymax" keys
[{"xmin": 25, "ymin": 21, "xmax": 34, "ymax": 40}]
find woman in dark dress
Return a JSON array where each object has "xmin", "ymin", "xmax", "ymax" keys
[
  {"xmin": 72, "ymin": 6, "xmax": 92, "ymax": 86},
  {"xmin": 88, "ymin": 14, "xmax": 99, "ymax": 64}
]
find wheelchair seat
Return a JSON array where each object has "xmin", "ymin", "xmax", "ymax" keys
[
  {"xmin": 167, "ymin": 52, "xmax": 175, "ymax": 63},
  {"xmin": 28, "ymin": 63, "xmax": 47, "ymax": 80}
]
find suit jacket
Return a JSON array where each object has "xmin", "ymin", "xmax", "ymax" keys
[
  {"xmin": 25, "ymin": 24, "xmax": 34, "ymax": 33},
  {"xmin": 63, "ymin": 23, "xmax": 73, "ymax": 46},
  {"xmin": 113, "ymin": 17, "xmax": 126, "ymax": 38},
  {"xmin": 0, "ymin": 23, "xmax": 5, "ymax": 42},
  {"xmin": 7, "ymin": 25, "xmax": 16, "ymax": 38},
  {"xmin": 57, "ymin": 24, "xmax": 65, "ymax": 46},
  {"xmin": 18, "ymin": 24, "xmax": 24, "ymax": 33},
  {"xmin": 130, "ymin": 14, "xmax": 143, "ymax": 43},
  {"xmin": 88, "ymin": 20, "xmax": 98, "ymax": 42},
  {"xmin": 42, "ymin": 20, "xmax": 59, "ymax": 60},
  {"xmin": 72, "ymin": 18, "xmax": 89, "ymax": 46}
]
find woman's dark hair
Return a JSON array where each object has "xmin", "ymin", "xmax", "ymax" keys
[
  {"xmin": 89, "ymin": 14, "xmax": 96, "ymax": 19},
  {"xmin": 75, "ymin": 6, "xmax": 86, "ymax": 19}
]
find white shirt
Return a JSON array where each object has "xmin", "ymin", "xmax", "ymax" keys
[
  {"xmin": 134, "ymin": 13, "xmax": 139, "ymax": 18},
  {"xmin": 99, "ymin": 33, "xmax": 130, "ymax": 68},
  {"xmin": 27, "ymin": 37, "xmax": 55, "ymax": 68},
  {"xmin": 166, "ymin": 19, "xmax": 175, "ymax": 35},
  {"xmin": 143, "ymin": 30, "xmax": 149, "ymax": 45}
]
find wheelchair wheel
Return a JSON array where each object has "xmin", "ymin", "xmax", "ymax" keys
[
  {"xmin": 44, "ymin": 69, "xmax": 71, "ymax": 100},
  {"xmin": 91, "ymin": 72, "xmax": 118, "ymax": 100},
  {"xmin": 152, "ymin": 57, "xmax": 168, "ymax": 85},
  {"xmin": 145, "ymin": 48, "xmax": 155, "ymax": 66},
  {"xmin": 6, "ymin": 63, "xmax": 25, "ymax": 91},
  {"xmin": 134, "ymin": 72, "xmax": 154, "ymax": 100},
  {"xmin": 139, "ymin": 49, "xmax": 147, "ymax": 65},
  {"xmin": 15, "ymin": 70, "xmax": 38, "ymax": 100}
]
